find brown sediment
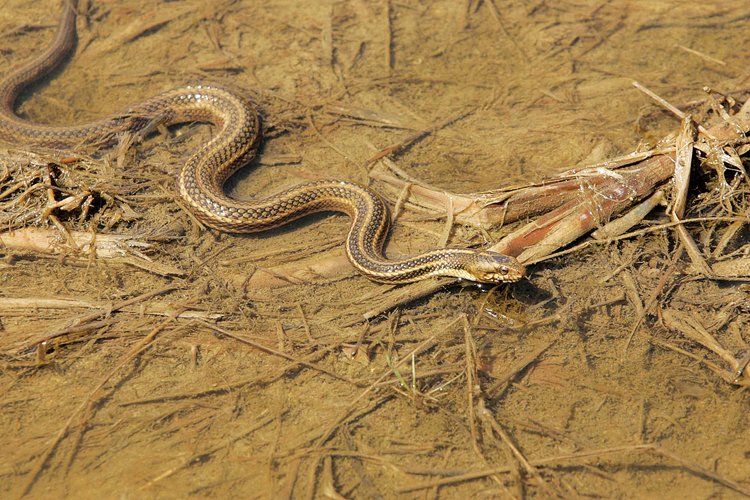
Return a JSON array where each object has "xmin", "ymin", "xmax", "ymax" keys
[{"xmin": 2, "ymin": 0, "xmax": 750, "ymax": 498}]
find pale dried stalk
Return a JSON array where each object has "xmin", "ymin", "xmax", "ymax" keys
[
  {"xmin": 0, "ymin": 227, "xmax": 183, "ymax": 276},
  {"xmin": 592, "ymin": 190, "xmax": 665, "ymax": 239},
  {"xmin": 661, "ymin": 309, "xmax": 739, "ymax": 371},
  {"xmin": 0, "ymin": 297, "xmax": 221, "ymax": 320},
  {"xmin": 670, "ymin": 115, "xmax": 712, "ymax": 276}
]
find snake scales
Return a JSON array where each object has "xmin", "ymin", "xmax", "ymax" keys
[{"xmin": 0, "ymin": 0, "xmax": 524, "ymax": 284}]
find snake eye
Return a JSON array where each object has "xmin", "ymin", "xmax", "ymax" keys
[{"xmin": 499, "ymin": 265, "xmax": 509, "ymax": 276}]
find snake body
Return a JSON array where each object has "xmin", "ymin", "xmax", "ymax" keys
[{"xmin": 0, "ymin": 0, "xmax": 524, "ymax": 284}]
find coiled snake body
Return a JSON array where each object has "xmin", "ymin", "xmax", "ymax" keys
[{"xmin": 0, "ymin": 0, "xmax": 524, "ymax": 284}]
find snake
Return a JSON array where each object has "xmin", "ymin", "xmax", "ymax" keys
[{"xmin": 0, "ymin": 0, "xmax": 525, "ymax": 284}]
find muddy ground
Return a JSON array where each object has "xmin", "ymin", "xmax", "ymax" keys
[{"xmin": 1, "ymin": 0, "xmax": 750, "ymax": 498}]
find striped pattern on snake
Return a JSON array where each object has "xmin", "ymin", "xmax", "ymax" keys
[{"xmin": 0, "ymin": 0, "xmax": 525, "ymax": 284}]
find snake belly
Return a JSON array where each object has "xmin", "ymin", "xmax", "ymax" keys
[{"xmin": 0, "ymin": 0, "xmax": 525, "ymax": 285}]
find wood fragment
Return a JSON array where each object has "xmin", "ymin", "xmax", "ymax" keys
[
  {"xmin": 142, "ymin": 411, "xmax": 275, "ymax": 488},
  {"xmin": 632, "ymin": 81, "xmax": 713, "ymax": 138},
  {"xmin": 477, "ymin": 401, "xmax": 559, "ymax": 497},
  {"xmin": 486, "ymin": 339, "xmax": 557, "ymax": 397},
  {"xmin": 5, "ymin": 285, "xmax": 179, "ymax": 353},
  {"xmin": 461, "ymin": 316, "xmax": 481, "ymax": 456},
  {"xmin": 661, "ymin": 309, "xmax": 739, "ymax": 370},
  {"xmin": 623, "ymin": 247, "xmax": 681, "ymax": 352},
  {"xmin": 0, "ymin": 227, "xmax": 184, "ymax": 276},
  {"xmin": 396, "ymin": 444, "xmax": 750, "ymax": 496},
  {"xmin": 363, "ymin": 107, "xmax": 476, "ymax": 168},
  {"xmin": 384, "ymin": 0, "xmax": 393, "ymax": 72},
  {"xmin": 438, "ymin": 195, "xmax": 454, "ymax": 248},
  {"xmin": 674, "ymin": 45, "xmax": 727, "ymax": 66},
  {"xmin": 592, "ymin": 190, "xmax": 665, "ymax": 239},
  {"xmin": 0, "ymin": 297, "xmax": 221, "ymax": 320},
  {"xmin": 20, "ymin": 310, "xmax": 186, "ymax": 496},
  {"xmin": 669, "ymin": 115, "xmax": 713, "ymax": 275},
  {"xmin": 205, "ymin": 322, "xmax": 356, "ymax": 384}
]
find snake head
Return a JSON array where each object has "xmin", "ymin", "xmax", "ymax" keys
[{"xmin": 469, "ymin": 251, "xmax": 525, "ymax": 284}]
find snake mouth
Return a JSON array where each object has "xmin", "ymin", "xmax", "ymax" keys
[
  {"xmin": 466, "ymin": 251, "xmax": 526, "ymax": 284},
  {"xmin": 0, "ymin": 0, "xmax": 531, "ymax": 286},
  {"xmin": 489, "ymin": 273, "xmax": 524, "ymax": 284},
  {"xmin": 479, "ymin": 263, "xmax": 526, "ymax": 284},
  {"xmin": 468, "ymin": 271, "xmax": 524, "ymax": 285},
  {"xmin": 485, "ymin": 265, "xmax": 526, "ymax": 284}
]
